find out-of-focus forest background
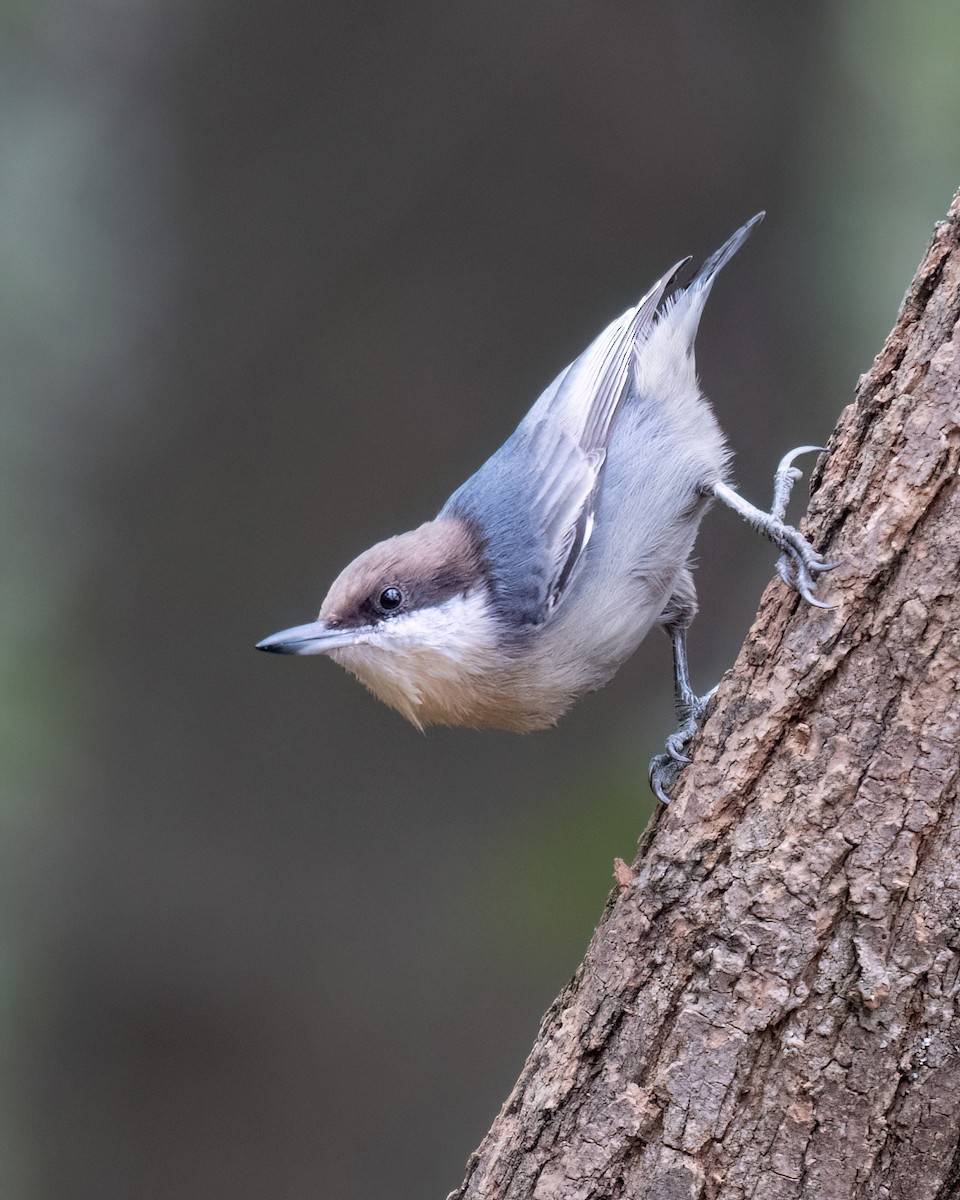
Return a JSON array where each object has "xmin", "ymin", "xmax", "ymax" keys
[{"xmin": 2, "ymin": 2, "xmax": 958, "ymax": 1196}]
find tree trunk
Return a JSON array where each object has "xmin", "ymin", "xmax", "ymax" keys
[{"xmin": 448, "ymin": 190, "xmax": 960, "ymax": 1200}]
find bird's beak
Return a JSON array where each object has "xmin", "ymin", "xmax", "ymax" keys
[{"xmin": 256, "ymin": 620, "xmax": 360, "ymax": 655}]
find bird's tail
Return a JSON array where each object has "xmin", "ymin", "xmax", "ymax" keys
[
  {"xmin": 657, "ymin": 211, "xmax": 765, "ymax": 350},
  {"xmin": 687, "ymin": 211, "xmax": 765, "ymax": 297}
]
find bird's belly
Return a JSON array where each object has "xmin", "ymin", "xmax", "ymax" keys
[{"xmin": 336, "ymin": 642, "xmax": 570, "ymax": 732}]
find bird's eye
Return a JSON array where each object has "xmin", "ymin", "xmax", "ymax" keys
[{"xmin": 378, "ymin": 586, "xmax": 403, "ymax": 613}]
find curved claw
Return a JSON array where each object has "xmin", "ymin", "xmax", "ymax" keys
[
  {"xmin": 776, "ymin": 445, "xmax": 825, "ymax": 476},
  {"xmin": 651, "ymin": 681, "xmax": 718, "ymax": 803},
  {"xmin": 776, "ymin": 555, "xmax": 797, "ymax": 588},
  {"xmin": 783, "ymin": 526, "xmax": 823, "ymax": 570},
  {"xmin": 780, "ymin": 553, "xmax": 835, "ymax": 609},
  {"xmin": 776, "ymin": 534, "xmax": 839, "ymax": 609},
  {"xmin": 771, "ymin": 446, "xmax": 825, "ymax": 521},
  {"xmin": 715, "ymin": 450, "xmax": 837, "ymax": 612},
  {"xmin": 649, "ymin": 753, "xmax": 680, "ymax": 805},
  {"xmin": 700, "ymin": 683, "xmax": 719, "ymax": 705},
  {"xmin": 665, "ymin": 712, "xmax": 703, "ymax": 763},
  {"xmin": 774, "ymin": 524, "xmax": 841, "ymax": 603},
  {"xmin": 796, "ymin": 577, "xmax": 836, "ymax": 609}
]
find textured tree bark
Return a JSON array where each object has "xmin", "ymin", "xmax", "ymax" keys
[{"xmin": 448, "ymin": 190, "xmax": 960, "ymax": 1200}]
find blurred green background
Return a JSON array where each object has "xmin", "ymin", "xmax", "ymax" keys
[{"xmin": 1, "ymin": 2, "xmax": 958, "ymax": 1196}]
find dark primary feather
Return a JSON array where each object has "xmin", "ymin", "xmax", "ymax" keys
[
  {"xmin": 566, "ymin": 258, "xmax": 688, "ymax": 455},
  {"xmin": 687, "ymin": 211, "xmax": 764, "ymax": 295}
]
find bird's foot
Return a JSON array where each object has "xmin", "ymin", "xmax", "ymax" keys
[
  {"xmin": 649, "ymin": 753, "xmax": 683, "ymax": 806},
  {"xmin": 648, "ymin": 685, "xmax": 717, "ymax": 804},
  {"xmin": 712, "ymin": 447, "xmax": 839, "ymax": 609},
  {"xmin": 769, "ymin": 446, "xmax": 840, "ymax": 607}
]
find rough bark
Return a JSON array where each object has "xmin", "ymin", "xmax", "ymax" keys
[{"xmin": 448, "ymin": 190, "xmax": 960, "ymax": 1200}]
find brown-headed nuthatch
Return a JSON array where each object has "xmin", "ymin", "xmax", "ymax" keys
[{"xmin": 258, "ymin": 214, "xmax": 834, "ymax": 801}]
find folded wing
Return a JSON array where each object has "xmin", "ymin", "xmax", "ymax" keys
[{"xmin": 442, "ymin": 260, "xmax": 686, "ymax": 627}]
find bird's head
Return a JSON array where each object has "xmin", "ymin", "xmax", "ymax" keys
[{"xmin": 257, "ymin": 517, "xmax": 506, "ymax": 727}]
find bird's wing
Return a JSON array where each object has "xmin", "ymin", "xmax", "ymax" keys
[
  {"xmin": 441, "ymin": 420, "xmax": 603, "ymax": 627},
  {"xmin": 642, "ymin": 212, "xmax": 764, "ymax": 363},
  {"xmin": 523, "ymin": 421, "xmax": 604, "ymax": 616},
  {"xmin": 442, "ymin": 259, "xmax": 691, "ymax": 627},
  {"xmin": 508, "ymin": 260, "xmax": 691, "ymax": 621},
  {"xmin": 456, "ymin": 218, "xmax": 766, "ymax": 626},
  {"xmin": 521, "ymin": 258, "xmax": 688, "ymax": 454}
]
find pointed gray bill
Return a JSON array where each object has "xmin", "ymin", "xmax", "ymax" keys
[{"xmin": 256, "ymin": 621, "xmax": 359, "ymax": 655}]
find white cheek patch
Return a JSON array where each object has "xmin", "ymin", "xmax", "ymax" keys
[
  {"xmin": 374, "ymin": 591, "xmax": 496, "ymax": 657},
  {"xmin": 328, "ymin": 590, "xmax": 500, "ymax": 726}
]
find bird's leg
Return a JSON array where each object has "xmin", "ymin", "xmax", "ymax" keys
[
  {"xmin": 707, "ymin": 446, "xmax": 838, "ymax": 608},
  {"xmin": 649, "ymin": 588, "xmax": 716, "ymax": 805},
  {"xmin": 649, "ymin": 447, "xmax": 836, "ymax": 803}
]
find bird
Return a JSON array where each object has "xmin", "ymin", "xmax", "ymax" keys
[{"xmin": 257, "ymin": 214, "xmax": 834, "ymax": 801}]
